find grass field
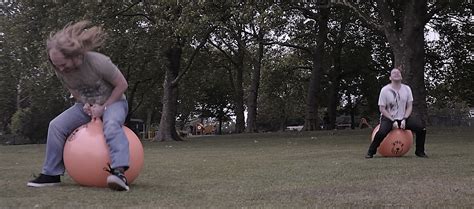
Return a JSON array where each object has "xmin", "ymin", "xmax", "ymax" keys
[{"xmin": 1, "ymin": 127, "xmax": 473, "ymax": 208}]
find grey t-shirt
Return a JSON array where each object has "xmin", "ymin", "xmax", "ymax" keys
[
  {"xmin": 54, "ymin": 51, "xmax": 125, "ymax": 105},
  {"xmin": 378, "ymin": 84, "xmax": 413, "ymax": 120}
]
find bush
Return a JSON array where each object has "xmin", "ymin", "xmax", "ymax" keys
[
  {"xmin": 7, "ymin": 104, "xmax": 64, "ymax": 144},
  {"xmin": 428, "ymin": 101, "xmax": 471, "ymax": 126},
  {"xmin": 7, "ymin": 108, "xmax": 34, "ymax": 144},
  {"xmin": 8, "ymin": 108, "xmax": 33, "ymax": 136}
]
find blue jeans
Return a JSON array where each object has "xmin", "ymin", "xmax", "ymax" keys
[{"xmin": 41, "ymin": 99, "xmax": 129, "ymax": 175}]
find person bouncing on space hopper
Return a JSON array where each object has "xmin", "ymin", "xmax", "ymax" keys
[
  {"xmin": 365, "ymin": 67, "xmax": 428, "ymax": 158},
  {"xmin": 27, "ymin": 20, "xmax": 131, "ymax": 191}
]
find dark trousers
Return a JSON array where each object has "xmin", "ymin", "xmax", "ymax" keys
[{"xmin": 367, "ymin": 116, "xmax": 426, "ymax": 155}]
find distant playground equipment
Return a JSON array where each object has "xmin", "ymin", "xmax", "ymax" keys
[
  {"xmin": 196, "ymin": 123, "xmax": 216, "ymax": 135},
  {"xmin": 359, "ymin": 117, "xmax": 372, "ymax": 129},
  {"xmin": 63, "ymin": 118, "xmax": 144, "ymax": 187},
  {"xmin": 370, "ymin": 124, "xmax": 413, "ymax": 157},
  {"xmin": 131, "ymin": 118, "xmax": 223, "ymax": 139},
  {"xmin": 333, "ymin": 116, "xmax": 372, "ymax": 129}
]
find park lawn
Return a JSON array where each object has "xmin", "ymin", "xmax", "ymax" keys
[{"xmin": 0, "ymin": 127, "xmax": 473, "ymax": 208}]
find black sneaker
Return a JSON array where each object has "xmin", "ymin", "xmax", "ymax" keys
[
  {"xmin": 106, "ymin": 169, "xmax": 129, "ymax": 191},
  {"xmin": 365, "ymin": 153, "xmax": 374, "ymax": 158},
  {"xmin": 415, "ymin": 152, "xmax": 429, "ymax": 158},
  {"xmin": 27, "ymin": 174, "xmax": 61, "ymax": 187}
]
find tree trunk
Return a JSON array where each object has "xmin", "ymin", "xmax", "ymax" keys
[
  {"xmin": 234, "ymin": 68, "xmax": 245, "ymax": 133},
  {"xmin": 344, "ymin": 0, "xmax": 439, "ymax": 126},
  {"xmin": 349, "ymin": 95, "xmax": 356, "ymax": 129},
  {"xmin": 125, "ymin": 81, "xmax": 140, "ymax": 124},
  {"xmin": 327, "ymin": 16, "xmax": 347, "ymax": 130},
  {"xmin": 327, "ymin": 77, "xmax": 338, "ymax": 130},
  {"xmin": 303, "ymin": 8, "xmax": 329, "ymax": 131},
  {"xmin": 381, "ymin": 0, "xmax": 429, "ymax": 125},
  {"xmin": 279, "ymin": 114, "xmax": 287, "ymax": 132},
  {"xmin": 16, "ymin": 79, "xmax": 22, "ymax": 109},
  {"xmin": 155, "ymin": 46, "xmax": 182, "ymax": 141},
  {"xmin": 303, "ymin": 53, "xmax": 321, "ymax": 131},
  {"xmin": 145, "ymin": 108, "xmax": 152, "ymax": 138},
  {"xmin": 392, "ymin": 42, "xmax": 427, "ymax": 125},
  {"xmin": 218, "ymin": 117, "xmax": 223, "ymax": 135},
  {"xmin": 246, "ymin": 36, "xmax": 264, "ymax": 133},
  {"xmin": 233, "ymin": 37, "xmax": 246, "ymax": 134},
  {"xmin": 327, "ymin": 45, "xmax": 342, "ymax": 130}
]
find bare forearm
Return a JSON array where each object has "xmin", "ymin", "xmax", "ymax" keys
[
  {"xmin": 104, "ymin": 84, "xmax": 127, "ymax": 107},
  {"xmin": 404, "ymin": 102, "xmax": 413, "ymax": 119},
  {"xmin": 103, "ymin": 70, "xmax": 128, "ymax": 107},
  {"xmin": 69, "ymin": 89, "xmax": 82, "ymax": 103},
  {"xmin": 90, "ymin": 83, "xmax": 127, "ymax": 118},
  {"xmin": 379, "ymin": 106, "xmax": 394, "ymax": 121}
]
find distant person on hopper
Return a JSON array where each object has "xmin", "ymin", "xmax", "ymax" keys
[
  {"xmin": 365, "ymin": 67, "xmax": 428, "ymax": 158},
  {"xmin": 27, "ymin": 21, "xmax": 131, "ymax": 191}
]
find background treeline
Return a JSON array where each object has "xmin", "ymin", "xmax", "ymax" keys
[{"xmin": 0, "ymin": 0, "xmax": 472, "ymax": 143}]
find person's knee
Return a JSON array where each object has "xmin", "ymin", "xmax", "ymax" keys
[
  {"xmin": 103, "ymin": 118, "xmax": 122, "ymax": 130},
  {"xmin": 410, "ymin": 125, "xmax": 426, "ymax": 133},
  {"xmin": 374, "ymin": 131, "xmax": 388, "ymax": 141},
  {"xmin": 421, "ymin": 127, "xmax": 426, "ymax": 134},
  {"xmin": 103, "ymin": 118, "xmax": 124, "ymax": 134},
  {"xmin": 48, "ymin": 118, "xmax": 63, "ymax": 132},
  {"xmin": 378, "ymin": 125, "xmax": 392, "ymax": 135}
]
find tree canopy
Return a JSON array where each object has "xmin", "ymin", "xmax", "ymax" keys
[{"xmin": 0, "ymin": 1, "xmax": 471, "ymax": 142}]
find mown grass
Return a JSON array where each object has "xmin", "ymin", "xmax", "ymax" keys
[{"xmin": 1, "ymin": 127, "xmax": 473, "ymax": 208}]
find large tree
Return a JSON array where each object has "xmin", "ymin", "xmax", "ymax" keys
[
  {"xmin": 208, "ymin": 2, "xmax": 253, "ymax": 134},
  {"xmin": 258, "ymin": 50, "xmax": 307, "ymax": 131},
  {"xmin": 244, "ymin": 3, "xmax": 284, "ymax": 133},
  {"xmin": 264, "ymin": 3, "xmax": 330, "ymax": 131},
  {"xmin": 0, "ymin": 1, "xmax": 89, "ymax": 141},
  {"xmin": 127, "ymin": 1, "xmax": 216, "ymax": 141},
  {"xmin": 341, "ymin": 0, "xmax": 450, "ymax": 125},
  {"xmin": 425, "ymin": 1, "xmax": 473, "ymax": 108}
]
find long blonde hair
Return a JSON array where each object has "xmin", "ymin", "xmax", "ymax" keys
[{"xmin": 46, "ymin": 20, "xmax": 106, "ymax": 57}]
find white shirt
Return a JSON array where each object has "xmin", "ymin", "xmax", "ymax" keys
[{"xmin": 378, "ymin": 84, "xmax": 413, "ymax": 120}]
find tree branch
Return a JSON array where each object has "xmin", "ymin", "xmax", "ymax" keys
[
  {"xmin": 218, "ymin": 34, "xmax": 239, "ymax": 56},
  {"xmin": 119, "ymin": 13, "xmax": 156, "ymax": 23},
  {"xmin": 172, "ymin": 27, "xmax": 216, "ymax": 85},
  {"xmin": 129, "ymin": 77, "xmax": 155, "ymax": 114},
  {"xmin": 209, "ymin": 39, "xmax": 238, "ymax": 66},
  {"xmin": 375, "ymin": 0, "xmax": 398, "ymax": 36},
  {"xmin": 290, "ymin": 5, "xmax": 319, "ymax": 21},
  {"xmin": 339, "ymin": 0, "xmax": 383, "ymax": 32},
  {"xmin": 108, "ymin": 1, "xmax": 141, "ymax": 18},
  {"xmin": 292, "ymin": 66, "xmax": 312, "ymax": 70},
  {"xmin": 425, "ymin": 1, "xmax": 449, "ymax": 24},
  {"xmin": 263, "ymin": 41, "xmax": 311, "ymax": 53},
  {"xmin": 226, "ymin": 66, "xmax": 236, "ymax": 93},
  {"xmin": 110, "ymin": 0, "xmax": 157, "ymax": 24}
]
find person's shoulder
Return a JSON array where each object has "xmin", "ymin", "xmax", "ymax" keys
[
  {"xmin": 84, "ymin": 51, "xmax": 115, "ymax": 68},
  {"xmin": 85, "ymin": 51, "xmax": 110, "ymax": 61},
  {"xmin": 401, "ymin": 84, "xmax": 412, "ymax": 91},
  {"xmin": 380, "ymin": 84, "xmax": 391, "ymax": 92}
]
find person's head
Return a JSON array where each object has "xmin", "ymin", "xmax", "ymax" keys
[
  {"xmin": 389, "ymin": 67, "xmax": 403, "ymax": 83},
  {"xmin": 47, "ymin": 20, "xmax": 106, "ymax": 72}
]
